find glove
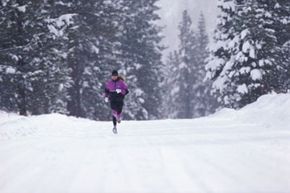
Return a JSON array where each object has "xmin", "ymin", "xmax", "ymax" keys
[
  {"xmin": 116, "ymin": 89, "xmax": 122, "ymax": 94},
  {"xmin": 105, "ymin": 97, "xmax": 109, "ymax": 103}
]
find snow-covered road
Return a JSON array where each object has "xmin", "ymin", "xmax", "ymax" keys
[{"xmin": 1, "ymin": 94, "xmax": 290, "ymax": 193}]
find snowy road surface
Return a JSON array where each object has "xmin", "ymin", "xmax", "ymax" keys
[{"xmin": 0, "ymin": 94, "xmax": 290, "ymax": 193}]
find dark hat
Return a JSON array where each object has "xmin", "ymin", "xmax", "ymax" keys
[{"xmin": 112, "ymin": 70, "xmax": 118, "ymax": 76}]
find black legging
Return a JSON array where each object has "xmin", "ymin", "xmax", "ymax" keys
[{"xmin": 110, "ymin": 100, "xmax": 124, "ymax": 126}]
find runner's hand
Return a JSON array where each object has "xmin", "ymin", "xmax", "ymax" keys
[
  {"xmin": 105, "ymin": 97, "xmax": 109, "ymax": 103},
  {"xmin": 116, "ymin": 89, "xmax": 122, "ymax": 94}
]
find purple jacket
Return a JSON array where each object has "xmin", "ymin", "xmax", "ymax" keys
[{"xmin": 105, "ymin": 78, "xmax": 129, "ymax": 100}]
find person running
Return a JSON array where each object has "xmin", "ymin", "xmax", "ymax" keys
[{"xmin": 104, "ymin": 70, "xmax": 129, "ymax": 134}]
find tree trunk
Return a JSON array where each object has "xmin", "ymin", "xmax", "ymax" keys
[{"xmin": 17, "ymin": 76, "xmax": 27, "ymax": 116}]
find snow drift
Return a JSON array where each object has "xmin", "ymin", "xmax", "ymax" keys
[
  {"xmin": 212, "ymin": 93, "xmax": 290, "ymax": 128},
  {"xmin": 1, "ymin": 93, "xmax": 290, "ymax": 132}
]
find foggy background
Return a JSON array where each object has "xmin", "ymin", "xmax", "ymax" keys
[{"xmin": 157, "ymin": 0, "xmax": 219, "ymax": 58}]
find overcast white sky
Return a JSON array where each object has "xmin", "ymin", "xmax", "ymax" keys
[{"xmin": 157, "ymin": 0, "xmax": 219, "ymax": 59}]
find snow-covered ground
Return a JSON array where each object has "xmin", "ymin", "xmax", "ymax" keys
[{"xmin": 0, "ymin": 94, "xmax": 290, "ymax": 193}]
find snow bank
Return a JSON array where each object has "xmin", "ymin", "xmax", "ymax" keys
[
  {"xmin": 1, "ymin": 93, "xmax": 290, "ymax": 130},
  {"xmin": 239, "ymin": 93, "xmax": 290, "ymax": 128},
  {"xmin": 0, "ymin": 93, "xmax": 289, "ymax": 141},
  {"xmin": 0, "ymin": 112, "xmax": 107, "ymax": 140},
  {"xmin": 212, "ymin": 93, "xmax": 290, "ymax": 129},
  {"xmin": 0, "ymin": 111, "xmax": 20, "ymax": 124}
]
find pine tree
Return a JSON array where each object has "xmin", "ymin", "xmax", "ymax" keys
[
  {"xmin": 194, "ymin": 13, "xmax": 218, "ymax": 116},
  {"xmin": 0, "ymin": 0, "xmax": 165, "ymax": 120},
  {"xmin": 175, "ymin": 10, "xmax": 197, "ymax": 118},
  {"xmin": 0, "ymin": 0, "xmax": 39, "ymax": 115},
  {"xmin": 29, "ymin": 1, "xmax": 72, "ymax": 115},
  {"xmin": 272, "ymin": 0, "xmax": 290, "ymax": 46},
  {"xmin": 65, "ymin": 0, "xmax": 121, "ymax": 118},
  {"xmin": 207, "ymin": 0, "xmax": 286, "ymax": 108},
  {"xmin": 162, "ymin": 51, "xmax": 181, "ymax": 118},
  {"xmin": 119, "ymin": 0, "xmax": 163, "ymax": 120},
  {"xmin": 272, "ymin": 0, "xmax": 290, "ymax": 92},
  {"xmin": 163, "ymin": 11, "xmax": 218, "ymax": 119},
  {"xmin": 280, "ymin": 41, "xmax": 290, "ymax": 91},
  {"xmin": 164, "ymin": 10, "xmax": 197, "ymax": 119},
  {"xmin": 0, "ymin": 0, "xmax": 70, "ymax": 115},
  {"xmin": 206, "ymin": 0, "xmax": 239, "ymax": 108}
]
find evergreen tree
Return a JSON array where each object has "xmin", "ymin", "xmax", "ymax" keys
[
  {"xmin": 162, "ymin": 51, "xmax": 181, "ymax": 118},
  {"xmin": 175, "ymin": 10, "xmax": 197, "ymax": 118},
  {"xmin": 272, "ymin": 0, "xmax": 290, "ymax": 46},
  {"xmin": 0, "ymin": 0, "xmax": 165, "ymax": 120},
  {"xmin": 280, "ymin": 41, "xmax": 290, "ymax": 91},
  {"xmin": 206, "ymin": 0, "xmax": 239, "ymax": 108},
  {"xmin": 163, "ymin": 11, "xmax": 217, "ymax": 119},
  {"xmin": 119, "ymin": 0, "xmax": 163, "ymax": 120},
  {"xmin": 0, "ymin": 0, "xmax": 70, "ymax": 115},
  {"xmin": 273, "ymin": 0, "xmax": 290, "ymax": 92},
  {"xmin": 206, "ymin": 0, "xmax": 287, "ymax": 108},
  {"xmin": 194, "ymin": 13, "xmax": 218, "ymax": 116},
  {"xmin": 29, "ymin": 1, "xmax": 72, "ymax": 115},
  {"xmin": 65, "ymin": 0, "xmax": 121, "ymax": 118}
]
